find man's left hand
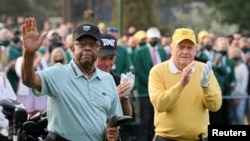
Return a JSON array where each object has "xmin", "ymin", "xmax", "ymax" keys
[
  {"xmin": 200, "ymin": 61, "xmax": 212, "ymax": 87},
  {"xmin": 105, "ymin": 124, "xmax": 120, "ymax": 141}
]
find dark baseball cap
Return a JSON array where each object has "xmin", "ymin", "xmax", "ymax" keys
[
  {"xmin": 73, "ymin": 24, "xmax": 101, "ymax": 41},
  {"xmin": 99, "ymin": 33, "xmax": 119, "ymax": 57}
]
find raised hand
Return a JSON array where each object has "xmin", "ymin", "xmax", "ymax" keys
[
  {"xmin": 214, "ymin": 53, "xmax": 222, "ymax": 65},
  {"xmin": 22, "ymin": 17, "xmax": 47, "ymax": 54}
]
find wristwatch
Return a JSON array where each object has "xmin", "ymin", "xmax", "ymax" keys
[{"xmin": 123, "ymin": 96, "xmax": 129, "ymax": 99}]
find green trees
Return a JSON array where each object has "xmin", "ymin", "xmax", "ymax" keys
[
  {"xmin": 206, "ymin": 0, "xmax": 250, "ymax": 31},
  {"xmin": 1, "ymin": 0, "xmax": 249, "ymax": 35},
  {"xmin": 111, "ymin": 0, "xmax": 160, "ymax": 35},
  {"xmin": 170, "ymin": 3, "xmax": 239, "ymax": 36},
  {"xmin": 0, "ymin": 0, "xmax": 32, "ymax": 18}
]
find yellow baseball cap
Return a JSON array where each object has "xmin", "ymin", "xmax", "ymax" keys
[
  {"xmin": 172, "ymin": 28, "xmax": 196, "ymax": 45},
  {"xmin": 134, "ymin": 30, "xmax": 146, "ymax": 41},
  {"xmin": 198, "ymin": 30, "xmax": 209, "ymax": 41}
]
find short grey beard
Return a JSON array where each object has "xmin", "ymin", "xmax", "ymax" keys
[{"xmin": 81, "ymin": 60, "xmax": 94, "ymax": 70}]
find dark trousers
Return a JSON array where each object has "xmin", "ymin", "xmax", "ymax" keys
[
  {"xmin": 0, "ymin": 134, "xmax": 9, "ymax": 141},
  {"xmin": 120, "ymin": 124, "xmax": 137, "ymax": 141},
  {"xmin": 120, "ymin": 95, "xmax": 140, "ymax": 141},
  {"xmin": 209, "ymin": 99, "xmax": 230, "ymax": 125},
  {"xmin": 138, "ymin": 97, "xmax": 155, "ymax": 141},
  {"xmin": 245, "ymin": 99, "xmax": 250, "ymax": 124},
  {"xmin": 153, "ymin": 135, "xmax": 208, "ymax": 141},
  {"xmin": 153, "ymin": 136, "xmax": 176, "ymax": 141}
]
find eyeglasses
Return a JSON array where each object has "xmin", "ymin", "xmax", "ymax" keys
[{"xmin": 73, "ymin": 41, "xmax": 100, "ymax": 49}]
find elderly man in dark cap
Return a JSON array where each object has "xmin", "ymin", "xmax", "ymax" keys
[{"xmin": 21, "ymin": 17, "xmax": 122, "ymax": 141}]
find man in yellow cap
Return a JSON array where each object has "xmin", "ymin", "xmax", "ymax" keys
[
  {"xmin": 195, "ymin": 30, "xmax": 210, "ymax": 63},
  {"xmin": 148, "ymin": 28, "xmax": 222, "ymax": 141},
  {"xmin": 130, "ymin": 30, "xmax": 147, "ymax": 66},
  {"xmin": 198, "ymin": 30, "xmax": 209, "ymax": 43},
  {"xmin": 134, "ymin": 30, "xmax": 147, "ymax": 48}
]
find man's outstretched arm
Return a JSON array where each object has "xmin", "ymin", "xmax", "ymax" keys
[{"xmin": 21, "ymin": 17, "xmax": 47, "ymax": 91}]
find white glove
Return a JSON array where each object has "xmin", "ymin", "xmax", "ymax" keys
[
  {"xmin": 200, "ymin": 61, "xmax": 212, "ymax": 87},
  {"xmin": 121, "ymin": 73, "xmax": 129, "ymax": 83},
  {"xmin": 127, "ymin": 72, "xmax": 135, "ymax": 92},
  {"xmin": 120, "ymin": 72, "xmax": 135, "ymax": 93}
]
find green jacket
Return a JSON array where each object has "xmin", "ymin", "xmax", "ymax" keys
[
  {"xmin": 7, "ymin": 45, "xmax": 22, "ymax": 93},
  {"xmin": 134, "ymin": 45, "xmax": 166, "ymax": 97},
  {"xmin": 212, "ymin": 54, "xmax": 236, "ymax": 96},
  {"xmin": 113, "ymin": 45, "xmax": 131, "ymax": 74}
]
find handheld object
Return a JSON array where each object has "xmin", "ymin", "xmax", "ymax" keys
[{"xmin": 109, "ymin": 115, "xmax": 132, "ymax": 127}]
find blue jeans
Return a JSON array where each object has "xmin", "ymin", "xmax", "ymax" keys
[{"xmin": 230, "ymin": 94, "xmax": 247, "ymax": 125}]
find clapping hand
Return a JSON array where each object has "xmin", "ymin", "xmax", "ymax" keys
[
  {"xmin": 181, "ymin": 62, "xmax": 194, "ymax": 86},
  {"xmin": 214, "ymin": 53, "xmax": 222, "ymax": 65}
]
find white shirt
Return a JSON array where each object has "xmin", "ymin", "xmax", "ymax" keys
[
  {"xmin": 231, "ymin": 63, "xmax": 249, "ymax": 96},
  {"xmin": 147, "ymin": 44, "xmax": 161, "ymax": 65},
  {"xmin": 0, "ymin": 71, "xmax": 16, "ymax": 129},
  {"xmin": 169, "ymin": 58, "xmax": 195, "ymax": 73},
  {"xmin": 15, "ymin": 56, "xmax": 33, "ymax": 95}
]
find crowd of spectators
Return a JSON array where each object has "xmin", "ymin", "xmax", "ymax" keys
[{"xmin": 0, "ymin": 15, "xmax": 250, "ymax": 141}]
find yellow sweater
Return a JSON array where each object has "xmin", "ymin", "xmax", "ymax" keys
[{"xmin": 148, "ymin": 60, "xmax": 222, "ymax": 141}]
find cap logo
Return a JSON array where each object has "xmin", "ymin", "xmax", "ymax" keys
[
  {"xmin": 182, "ymin": 30, "xmax": 189, "ymax": 35},
  {"xmin": 101, "ymin": 38, "xmax": 115, "ymax": 47},
  {"xmin": 83, "ymin": 25, "xmax": 91, "ymax": 31}
]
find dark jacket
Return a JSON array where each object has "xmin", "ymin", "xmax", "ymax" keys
[{"xmin": 134, "ymin": 45, "xmax": 166, "ymax": 96}]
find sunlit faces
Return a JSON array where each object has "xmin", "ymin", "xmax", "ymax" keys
[
  {"xmin": 216, "ymin": 37, "xmax": 230, "ymax": 51},
  {"xmin": 171, "ymin": 39, "xmax": 197, "ymax": 70},
  {"xmin": 54, "ymin": 52, "xmax": 65, "ymax": 63},
  {"xmin": 96, "ymin": 54, "xmax": 116, "ymax": 72},
  {"xmin": 50, "ymin": 47, "xmax": 66, "ymax": 65},
  {"xmin": 228, "ymin": 47, "xmax": 242, "ymax": 60}
]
